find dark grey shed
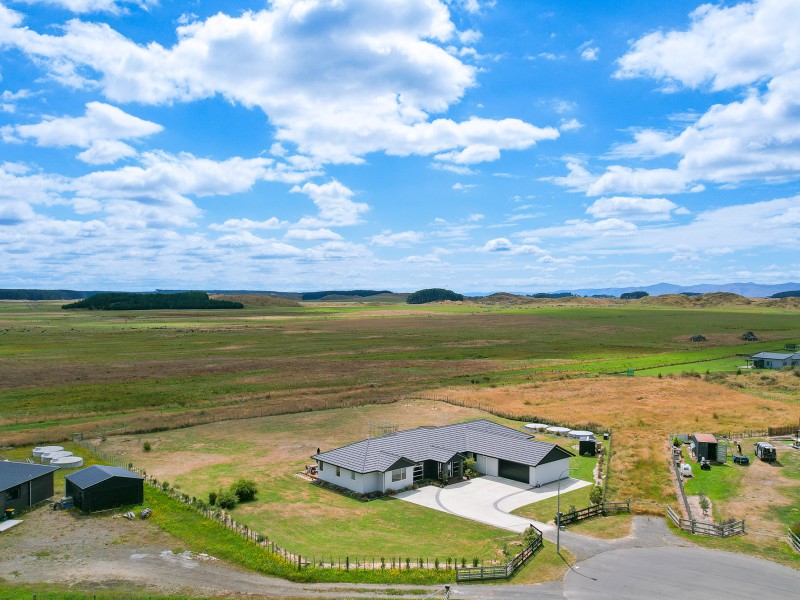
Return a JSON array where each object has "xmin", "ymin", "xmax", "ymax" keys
[
  {"xmin": 65, "ymin": 465, "xmax": 143, "ymax": 513},
  {"xmin": 1, "ymin": 461, "xmax": 58, "ymax": 515},
  {"xmin": 691, "ymin": 433, "xmax": 718, "ymax": 462}
]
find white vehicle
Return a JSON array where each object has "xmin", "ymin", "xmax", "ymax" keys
[{"xmin": 679, "ymin": 463, "xmax": 693, "ymax": 477}]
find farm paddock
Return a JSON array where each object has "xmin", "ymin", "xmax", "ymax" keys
[{"xmin": 97, "ymin": 400, "xmax": 594, "ymax": 561}]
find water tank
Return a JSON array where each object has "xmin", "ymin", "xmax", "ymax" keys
[
  {"xmin": 568, "ymin": 430, "xmax": 594, "ymax": 440},
  {"xmin": 50, "ymin": 456, "xmax": 83, "ymax": 469},
  {"xmin": 546, "ymin": 426, "xmax": 571, "ymax": 435},
  {"xmin": 524, "ymin": 423, "xmax": 549, "ymax": 431},
  {"xmin": 43, "ymin": 450, "xmax": 73, "ymax": 463},
  {"xmin": 33, "ymin": 446, "xmax": 63, "ymax": 459}
]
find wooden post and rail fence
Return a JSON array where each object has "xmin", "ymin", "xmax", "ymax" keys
[
  {"xmin": 666, "ymin": 506, "xmax": 746, "ymax": 537},
  {"xmin": 557, "ymin": 500, "xmax": 631, "ymax": 527},
  {"xmin": 455, "ymin": 526, "xmax": 543, "ymax": 582}
]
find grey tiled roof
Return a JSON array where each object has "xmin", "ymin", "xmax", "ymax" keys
[
  {"xmin": 0, "ymin": 461, "xmax": 58, "ymax": 491},
  {"xmin": 312, "ymin": 419, "xmax": 572, "ymax": 474},
  {"xmin": 65, "ymin": 465, "xmax": 142, "ymax": 489},
  {"xmin": 751, "ymin": 352, "xmax": 800, "ymax": 360}
]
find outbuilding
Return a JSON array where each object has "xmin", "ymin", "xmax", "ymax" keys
[
  {"xmin": 691, "ymin": 433, "xmax": 720, "ymax": 462},
  {"xmin": 1, "ymin": 461, "xmax": 58, "ymax": 515},
  {"xmin": 65, "ymin": 465, "xmax": 143, "ymax": 512}
]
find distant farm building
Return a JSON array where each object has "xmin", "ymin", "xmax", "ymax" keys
[
  {"xmin": 65, "ymin": 465, "xmax": 144, "ymax": 512},
  {"xmin": 748, "ymin": 351, "xmax": 800, "ymax": 369},
  {"xmin": 1, "ymin": 461, "xmax": 58, "ymax": 515}
]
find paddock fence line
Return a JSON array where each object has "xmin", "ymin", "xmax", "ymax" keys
[
  {"xmin": 408, "ymin": 394, "xmax": 607, "ymax": 438},
  {"xmin": 455, "ymin": 526, "xmax": 542, "ymax": 582},
  {"xmin": 69, "ymin": 440, "xmax": 524, "ymax": 574},
  {"xmin": 789, "ymin": 527, "xmax": 800, "ymax": 554},
  {"xmin": 666, "ymin": 506, "xmax": 745, "ymax": 538},
  {"xmin": 669, "ymin": 436, "xmax": 693, "ymax": 520},
  {"xmin": 557, "ymin": 500, "xmax": 630, "ymax": 527}
]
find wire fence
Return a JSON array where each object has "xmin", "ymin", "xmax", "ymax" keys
[{"xmin": 71, "ymin": 441, "xmax": 518, "ymax": 573}]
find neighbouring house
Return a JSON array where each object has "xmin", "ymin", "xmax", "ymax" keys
[
  {"xmin": 312, "ymin": 419, "xmax": 574, "ymax": 494},
  {"xmin": 748, "ymin": 351, "xmax": 800, "ymax": 369},
  {"xmin": 690, "ymin": 433, "xmax": 725, "ymax": 463},
  {"xmin": 1, "ymin": 460, "xmax": 58, "ymax": 515},
  {"xmin": 65, "ymin": 465, "xmax": 144, "ymax": 513}
]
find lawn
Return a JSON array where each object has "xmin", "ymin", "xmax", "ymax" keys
[{"xmin": 97, "ymin": 400, "xmax": 533, "ymax": 561}]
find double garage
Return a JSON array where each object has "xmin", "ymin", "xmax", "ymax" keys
[
  {"xmin": 476, "ymin": 445, "xmax": 572, "ymax": 487},
  {"xmin": 499, "ymin": 459, "xmax": 530, "ymax": 483}
]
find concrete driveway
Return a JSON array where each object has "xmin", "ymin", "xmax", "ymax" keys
[{"xmin": 395, "ymin": 475, "xmax": 591, "ymax": 533}]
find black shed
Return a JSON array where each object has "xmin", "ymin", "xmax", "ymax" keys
[
  {"xmin": 1, "ymin": 461, "xmax": 58, "ymax": 515},
  {"xmin": 65, "ymin": 465, "xmax": 143, "ymax": 512},
  {"xmin": 579, "ymin": 436, "xmax": 597, "ymax": 457}
]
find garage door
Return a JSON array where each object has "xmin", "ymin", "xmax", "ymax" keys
[{"xmin": 498, "ymin": 459, "xmax": 529, "ymax": 483}]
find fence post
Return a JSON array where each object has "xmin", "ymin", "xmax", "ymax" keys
[{"xmin": 346, "ymin": 556, "xmax": 349, "ymax": 572}]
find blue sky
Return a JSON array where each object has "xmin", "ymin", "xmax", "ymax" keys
[{"xmin": 0, "ymin": 0, "xmax": 798, "ymax": 292}]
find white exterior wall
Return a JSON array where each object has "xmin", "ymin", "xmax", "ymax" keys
[
  {"xmin": 316, "ymin": 461, "xmax": 361, "ymax": 493},
  {"xmin": 316, "ymin": 461, "xmax": 406, "ymax": 494},
  {"xmin": 383, "ymin": 467, "xmax": 414, "ymax": 492},
  {"xmin": 361, "ymin": 472, "xmax": 383, "ymax": 494},
  {"xmin": 531, "ymin": 457, "xmax": 571, "ymax": 487},
  {"xmin": 476, "ymin": 455, "xmax": 498, "ymax": 477}
]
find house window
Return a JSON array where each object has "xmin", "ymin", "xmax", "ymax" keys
[
  {"xmin": 351, "ymin": 470, "xmax": 356, "ymax": 480},
  {"xmin": 7, "ymin": 485, "xmax": 21, "ymax": 500},
  {"xmin": 336, "ymin": 466, "xmax": 341, "ymax": 477},
  {"xmin": 319, "ymin": 462, "xmax": 324, "ymax": 472},
  {"xmin": 392, "ymin": 467, "xmax": 406, "ymax": 482}
]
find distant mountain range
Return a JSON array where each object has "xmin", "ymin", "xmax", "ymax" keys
[
  {"xmin": 3, "ymin": 282, "xmax": 800, "ymax": 300},
  {"xmin": 562, "ymin": 282, "xmax": 800, "ymax": 298}
]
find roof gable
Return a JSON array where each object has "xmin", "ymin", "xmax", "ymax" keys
[
  {"xmin": 0, "ymin": 461, "xmax": 58, "ymax": 491},
  {"xmin": 65, "ymin": 465, "xmax": 142, "ymax": 489}
]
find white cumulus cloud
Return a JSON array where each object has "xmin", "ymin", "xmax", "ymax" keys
[
  {"xmin": 11, "ymin": 102, "xmax": 162, "ymax": 164},
  {"xmin": 0, "ymin": 1, "xmax": 557, "ymax": 165}
]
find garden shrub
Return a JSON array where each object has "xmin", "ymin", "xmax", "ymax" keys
[
  {"xmin": 230, "ymin": 478, "xmax": 258, "ymax": 502},
  {"xmin": 216, "ymin": 489, "xmax": 238, "ymax": 510}
]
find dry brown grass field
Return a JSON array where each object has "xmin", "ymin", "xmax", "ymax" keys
[{"xmin": 421, "ymin": 376, "xmax": 800, "ymax": 505}]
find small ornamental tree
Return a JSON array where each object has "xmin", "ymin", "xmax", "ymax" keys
[
  {"xmin": 230, "ymin": 478, "xmax": 258, "ymax": 502},
  {"xmin": 589, "ymin": 484, "xmax": 603, "ymax": 505}
]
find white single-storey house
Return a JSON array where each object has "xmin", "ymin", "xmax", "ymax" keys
[
  {"xmin": 749, "ymin": 351, "xmax": 800, "ymax": 369},
  {"xmin": 312, "ymin": 420, "xmax": 573, "ymax": 494}
]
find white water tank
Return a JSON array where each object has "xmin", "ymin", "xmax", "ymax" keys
[
  {"xmin": 43, "ymin": 450, "xmax": 73, "ymax": 463},
  {"xmin": 524, "ymin": 423, "xmax": 549, "ymax": 431},
  {"xmin": 33, "ymin": 446, "xmax": 63, "ymax": 459},
  {"xmin": 50, "ymin": 456, "xmax": 83, "ymax": 469}
]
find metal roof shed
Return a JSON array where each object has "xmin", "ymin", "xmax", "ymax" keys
[
  {"xmin": 65, "ymin": 465, "xmax": 143, "ymax": 513},
  {"xmin": 1, "ymin": 461, "xmax": 58, "ymax": 514},
  {"xmin": 690, "ymin": 433, "xmax": 719, "ymax": 463}
]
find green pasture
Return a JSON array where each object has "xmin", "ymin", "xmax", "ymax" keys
[
  {"xmin": 635, "ymin": 357, "xmax": 751, "ymax": 376},
  {"xmin": 3, "ymin": 300, "xmax": 800, "ymax": 436},
  {"xmin": 91, "ymin": 410, "xmax": 595, "ymax": 563}
]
